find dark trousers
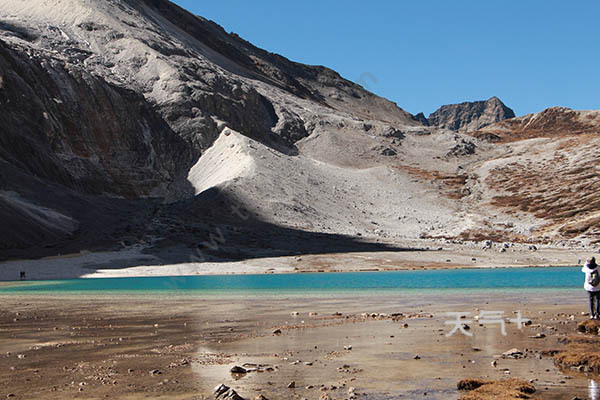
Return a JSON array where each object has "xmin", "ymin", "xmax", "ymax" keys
[{"xmin": 589, "ymin": 291, "xmax": 600, "ymax": 317}]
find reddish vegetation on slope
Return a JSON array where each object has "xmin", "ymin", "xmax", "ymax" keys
[
  {"xmin": 394, "ymin": 165, "xmax": 467, "ymax": 200},
  {"xmin": 483, "ymin": 133, "xmax": 600, "ymax": 242},
  {"xmin": 473, "ymin": 107, "xmax": 600, "ymax": 143}
]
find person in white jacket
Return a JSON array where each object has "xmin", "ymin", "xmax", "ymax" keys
[{"xmin": 583, "ymin": 257, "xmax": 600, "ymax": 319}]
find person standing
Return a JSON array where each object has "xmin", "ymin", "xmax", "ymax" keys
[{"xmin": 583, "ymin": 257, "xmax": 600, "ymax": 319}]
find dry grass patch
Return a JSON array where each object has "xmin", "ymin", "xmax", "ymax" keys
[
  {"xmin": 555, "ymin": 322, "xmax": 600, "ymax": 373},
  {"xmin": 393, "ymin": 164, "xmax": 467, "ymax": 200},
  {"xmin": 576, "ymin": 319, "xmax": 600, "ymax": 335},
  {"xmin": 555, "ymin": 344, "xmax": 600, "ymax": 373},
  {"xmin": 457, "ymin": 378, "xmax": 537, "ymax": 399},
  {"xmin": 456, "ymin": 228, "xmax": 528, "ymax": 243}
]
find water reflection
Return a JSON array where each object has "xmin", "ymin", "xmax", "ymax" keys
[{"xmin": 590, "ymin": 379, "xmax": 599, "ymax": 400}]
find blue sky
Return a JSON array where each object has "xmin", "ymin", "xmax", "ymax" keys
[{"xmin": 172, "ymin": 1, "xmax": 599, "ymax": 117}]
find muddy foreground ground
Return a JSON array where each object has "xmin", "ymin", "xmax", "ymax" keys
[{"xmin": 0, "ymin": 291, "xmax": 596, "ymax": 399}]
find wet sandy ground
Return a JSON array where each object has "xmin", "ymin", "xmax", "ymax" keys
[{"xmin": 0, "ymin": 291, "xmax": 597, "ymax": 399}]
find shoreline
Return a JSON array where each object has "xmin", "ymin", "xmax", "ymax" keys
[
  {"xmin": 0, "ymin": 266, "xmax": 585, "ymax": 295},
  {"xmin": 0, "ymin": 262, "xmax": 582, "ymax": 283},
  {"xmin": 0, "ymin": 287, "xmax": 586, "ymax": 299},
  {"xmin": 0, "ymin": 241, "xmax": 589, "ymax": 281}
]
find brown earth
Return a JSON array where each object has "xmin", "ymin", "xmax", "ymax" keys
[{"xmin": 0, "ymin": 292, "xmax": 597, "ymax": 399}]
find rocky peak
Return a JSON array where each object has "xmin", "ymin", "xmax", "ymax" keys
[
  {"xmin": 427, "ymin": 96, "xmax": 515, "ymax": 132},
  {"xmin": 411, "ymin": 112, "xmax": 429, "ymax": 126}
]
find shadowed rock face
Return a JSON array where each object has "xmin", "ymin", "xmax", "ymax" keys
[
  {"xmin": 428, "ymin": 96, "xmax": 515, "ymax": 132},
  {"xmin": 0, "ymin": 39, "xmax": 191, "ymax": 198}
]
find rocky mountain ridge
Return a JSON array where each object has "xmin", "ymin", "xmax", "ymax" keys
[
  {"xmin": 426, "ymin": 96, "xmax": 516, "ymax": 132},
  {"xmin": 0, "ymin": 0, "xmax": 598, "ymax": 265}
]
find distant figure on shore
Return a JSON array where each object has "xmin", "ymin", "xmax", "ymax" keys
[
  {"xmin": 583, "ymin": 257, "xmax": 600, "ymax": 319},
  {"xmin": 19, "ymin": 271, "xmax": 26, "ymax": 281}
]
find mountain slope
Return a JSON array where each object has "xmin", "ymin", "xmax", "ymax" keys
[
  {"xmin": 0, "ymin": 0, "xmax": 441, "ymax": 260},
  {"xmin": 0, "ymin": 0, "xmax": 598, "ymax": 264},
  {"xmin": 460, "ymin": 107, "xmax": 600, "ymax": 243},
  {"xmin": 473, "ymin": 106, "xmax": 600, "ymax": 142}
]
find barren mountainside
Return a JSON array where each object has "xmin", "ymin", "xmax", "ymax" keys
[{"xmin": 0, "ymin": 0, "xmax": 599, "ymax": 263}]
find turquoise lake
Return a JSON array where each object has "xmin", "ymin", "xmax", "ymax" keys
[{"xmin": 0, "ymin": 267, "xmax": 584, "ymax": 294}]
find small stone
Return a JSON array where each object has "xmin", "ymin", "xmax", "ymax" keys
[
  {"xmin": 413, "ymin": 355, "xmax": 421, "ymax": 360},
  {"xmin": 149, "ymin": 369, "xmax": 160, "ymax": 375},
  {"xmin": 272, "ymin": 329, "xmax": 282, "ymax": 335},
  {"xmin": 230, "ymin": 366, "xmax": 247, "ymax": 374},
  {"xmin": 502, "ymin": 348, "xmax": 523, "ymax": 358},
  {"xmin": 287, "ymin": 381, "xmax": 295, "ymax": 389},
  {"xmin": 344, "ymin": 345, "xmax": 352, "ymax": 350}
]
